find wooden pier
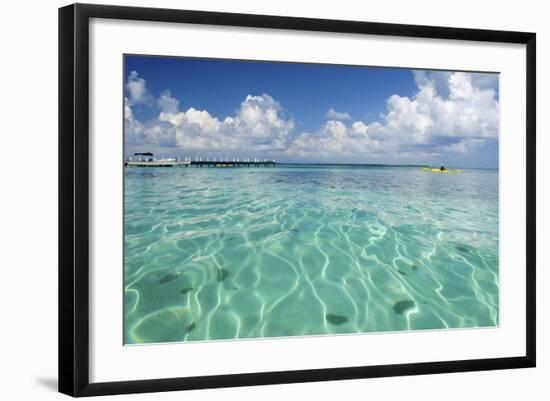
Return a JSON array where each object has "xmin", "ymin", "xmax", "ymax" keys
[
  {"xmin": 190, "ymin": 160, "xmax": 276, "ymax": 168},
  {"xmin": 125, "ymin": 155, "xmax": 276, "ymax": 168}
]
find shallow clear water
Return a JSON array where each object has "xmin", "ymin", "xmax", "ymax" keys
[{"xmin": 124, "ymin": 165, "xmax": 499, "ymax": 344}]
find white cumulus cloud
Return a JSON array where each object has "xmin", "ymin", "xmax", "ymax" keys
[
  {"xmin": 125, "ymin": 72, "xmax": 294, "ymax": 154},
  {"xmin": 285, "ymin": 70, "xmax": 499, "ymax": 161},
  {"xmin": 326, "ymin": 108, "xmax": 351, "ymax": 120},
  {"xmin": 126, "ymin": 71, "xmax": 149, "ymax": 104}
]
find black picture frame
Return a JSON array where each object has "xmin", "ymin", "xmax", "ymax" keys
[{"xmin": 59, "ymin": 3, "xmax": 536, "ymax": 397}]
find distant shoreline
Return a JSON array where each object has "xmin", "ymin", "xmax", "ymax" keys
[
  {"xmin": 278, "ymin": 162, "xmax": 428, "ymax": 168},
  {"xmin": 276, "ymin": 163, "xmax": 498, "ymax": 170}
]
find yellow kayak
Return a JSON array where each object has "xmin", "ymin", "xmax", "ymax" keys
[{"xmin": 422, "ymin": 168, "xmax": 463, "ymax": 173}]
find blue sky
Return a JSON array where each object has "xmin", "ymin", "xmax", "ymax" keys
[{"xmin": 124, "ymin": 55, "xmax": 499, "ymax": 168}]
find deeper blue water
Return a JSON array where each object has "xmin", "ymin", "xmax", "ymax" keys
[{"xmin": 124, "ymin": 165, "xmax": 499, "ymax": 344}]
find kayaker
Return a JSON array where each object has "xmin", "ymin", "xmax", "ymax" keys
[{"xmin": 440, "ymin": 165, "xmax": 446, "ymax": 171}]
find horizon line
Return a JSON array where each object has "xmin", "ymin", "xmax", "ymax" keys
[
  {"xmin": 123, "ymin": 154, "xmax": 496, "ymax": 169},
  {"xmin": 277, "ymin": 162, "xmax": 497, "ymax": 169}
]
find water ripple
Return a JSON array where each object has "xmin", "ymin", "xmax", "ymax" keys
[{"xmin": 124, "ymin": 166, "xmax": 499, "ymax": 344}]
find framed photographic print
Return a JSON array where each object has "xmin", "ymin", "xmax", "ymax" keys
[{"xmin": 58, "ymin": 3, "xmax": 536, "ymax": 397}]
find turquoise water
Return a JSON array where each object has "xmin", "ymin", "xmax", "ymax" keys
[{"xmin": 124, "ymin": 165, "xmax": 499, "ymax": 344}]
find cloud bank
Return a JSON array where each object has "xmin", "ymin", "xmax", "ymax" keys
[
  {"xmin": 125, "ymin": 71, "xmax": 294, "ymax": 155},
  {"xmin": 125, "ymin": 69, "xmax": 499, "ymax": 165}
]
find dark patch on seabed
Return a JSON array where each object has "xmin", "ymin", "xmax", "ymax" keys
[
  {"xmin": 393, "ymin": 300, "xmax": 416, "ymax": 315},
  {"xmin": 326, "ymin": 313, "xmax": 348, "ymax": 325},
  {"xmin": 217, "ymin": 268, "xmax": 229, "ymax": 282},
  {"xmin": 159, "ymin": 271, "xmax": 180, "ymax": 284},
  {"xmin": 455, "ymin": 244, "xmax": 476, "ymax": 254},
  {"xmin": 185, "ymin": 322, "xmax": 196, "ymax": 333}
]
